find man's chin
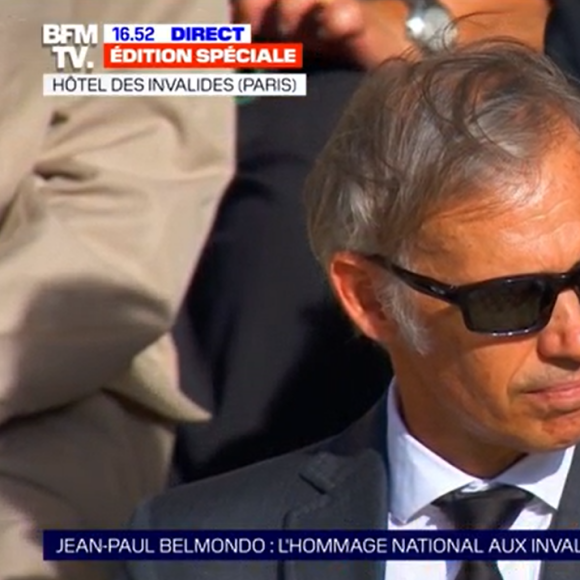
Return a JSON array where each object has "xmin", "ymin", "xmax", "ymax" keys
[{"xmin": 511, "ymin": 421, "xmax": 580, "ymax": 453}]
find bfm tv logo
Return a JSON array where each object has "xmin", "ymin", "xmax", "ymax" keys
[{"xmin": 42, "ymin": 24, "xmax": 98, "ymax": 71}]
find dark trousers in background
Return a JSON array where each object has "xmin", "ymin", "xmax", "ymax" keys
[
  {"xmin": 545, "ymin": 0, "xmax": 580, "ymax": 84},
  {"xmin": 172, "ymin": 67, "xmax": 392, "ymax": 483}
]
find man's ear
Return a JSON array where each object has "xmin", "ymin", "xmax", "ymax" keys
[{"xmin": 328, "ymin": 251, "xmax": 396, "ymax": 343}]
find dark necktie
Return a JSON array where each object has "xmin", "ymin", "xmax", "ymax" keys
[{"xmin": 432, "ymin": 485, "xmax": 533, "ymax": 580}]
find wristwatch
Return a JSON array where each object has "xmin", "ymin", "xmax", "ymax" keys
[{"xmin": 403, "ymin": 0, "xmax": 457, "ymax": 54}]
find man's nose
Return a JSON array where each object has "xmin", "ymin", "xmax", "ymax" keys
[{"xmin": 537, "ymin": 289, "xmax": 580, "ymax": 362}]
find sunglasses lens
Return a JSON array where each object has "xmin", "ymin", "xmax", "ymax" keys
[{"xmin": 463, "ymin": 279, "xmax": 550, "ymax": 334}]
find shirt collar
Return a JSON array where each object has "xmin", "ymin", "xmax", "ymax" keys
[{"xmin": 387, "ymin": 382, "xmax": 574, "ymax": 524}]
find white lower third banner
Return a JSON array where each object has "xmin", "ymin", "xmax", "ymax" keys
[{"xmin": 43, "ymin": 73, "xmax": 307, "ymax": 97}]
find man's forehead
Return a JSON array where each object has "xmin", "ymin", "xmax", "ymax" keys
[
  {"xmin": 410, "ymin": 141, "xmax": 580, "ymax": 278},
  {"xmin": 417, "ymin": 204, "xmax": 580, "ymax": 259}
]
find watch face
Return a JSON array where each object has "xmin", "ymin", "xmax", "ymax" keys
[{"xmin": 407, "ymin": 4, "xmax": 457, "ymax": 52}]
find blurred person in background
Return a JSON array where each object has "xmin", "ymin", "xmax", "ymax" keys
[
  {"xmin": 0, "ymin": 1, "xmax": 233, "ymax": 579},
  {"xmin": 172, "ymin": 0, "xmax": 554, "ymax": 483}
]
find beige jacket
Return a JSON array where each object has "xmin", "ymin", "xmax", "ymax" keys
[{"xmin": 0, "ymin": 0, "xmax": 234, "ymax": 425}]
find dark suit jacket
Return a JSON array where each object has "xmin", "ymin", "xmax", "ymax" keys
[{"xmin": 118, "ymin": 389, "xmax": 580, "ymax": 580}]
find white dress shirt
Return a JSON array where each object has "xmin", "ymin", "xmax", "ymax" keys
[{"xmin": 385, "ymin": 385, "xmax": 575, "ymax": 580}]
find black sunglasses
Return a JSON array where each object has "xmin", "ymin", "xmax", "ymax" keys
[{"xmin": 367, "ymin": 254, "xmax": 580, "ymax": 336}]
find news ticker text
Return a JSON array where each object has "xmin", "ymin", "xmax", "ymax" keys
[{"xmin": 44, "ymin": 530, "xmax": 580, "ymax": 561}]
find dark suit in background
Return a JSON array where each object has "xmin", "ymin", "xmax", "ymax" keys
[
  {"xmin": 172, "ymin": 66, "xmax": 391, "ymax": 483},
  {"xmin": 545, "ymin": 0, "xmax": 580, "ymax": 84}
]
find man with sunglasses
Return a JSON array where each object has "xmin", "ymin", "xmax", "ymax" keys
[{"xmin": 120, "ymin": 39, "xmax": 580, "ymax": 580}]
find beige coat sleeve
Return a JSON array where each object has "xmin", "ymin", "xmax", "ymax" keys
[{"xmin": 0, "ymin": 0, "xmax": 234, "ymax": 423}]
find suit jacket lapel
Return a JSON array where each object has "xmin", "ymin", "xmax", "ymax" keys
[
  {"xmin": 282, "ymin": 392, "xmax": 389, "ymax": 580},
  {"xmin": 283, "ymin": 449, "xmax": 387, "ymax": 580},
  {"xmin": 541, "ymin": 445, "xmax": 580, "ymax": 580}
]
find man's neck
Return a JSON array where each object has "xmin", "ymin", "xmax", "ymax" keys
[{"xmin": 393, "ymin": 388, "xmax": 526, "ymax": 478}]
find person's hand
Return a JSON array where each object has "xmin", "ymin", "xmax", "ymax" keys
[
  {"xmin": 233, "ymin": 0, "xmax": 412, "ymax": 69},
  {"xmin": 233, "ymin": 0, "xmax": 551, "ymax": 69}
]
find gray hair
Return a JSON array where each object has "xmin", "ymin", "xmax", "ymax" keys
[{"xmin": 304, "ymin": 39, "xmax": 580, "ymax": 352}]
